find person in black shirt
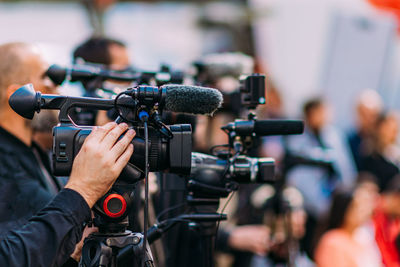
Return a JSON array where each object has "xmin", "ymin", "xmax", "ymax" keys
[
  {"xmin": 360, "ymin": 112, "xmax": 400, "ymax": 190},
  {"xmin": 0, "ymin": 42, "xmax": 100, "ymax": 265},
  {"xmin": 0, "ymin": 42, "xmax": 63, "ymax": 234},
  {"xmin": 71, "ymin": 37, "xmax": 131, "ymax": 126},
  {"xmin": 0, "ymin": 121, "xmax": 135, "ymax": 266},
  {"xmin": 348, "ymin": 90, "xmax": 383, "ymax": 171}
]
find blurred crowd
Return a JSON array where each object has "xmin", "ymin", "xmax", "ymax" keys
[
  {"xmin": 186, "ymin": 40, "xmax": 400, "ymax": 266},
  {"xmin": 220, "ymin": 77, "xmax": 400, "ymax": 267}
]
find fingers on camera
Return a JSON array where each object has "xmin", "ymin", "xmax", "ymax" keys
[
  {"xmin": 114, "ymin": 144, "xmax": 134, "ymax": 171},
  {"xmin": 88, "ymin": 122, "xmax": 117, "ymax": 142},
  {"xmin": 102, "ymin": 123, "xmax": 129, "ymax": 149},
  {"xmin": 111, "ymin": 129, "xmax": 136, "ymax": 156}
]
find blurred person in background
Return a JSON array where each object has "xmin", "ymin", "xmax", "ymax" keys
[
  {"xmin": 73, "ymin": 36, "xmax": 129, "ymax": 72},
  {"xmin": 285, "ymin": 97, "xmax": 356, "ymax": 257},
  {"xmin": 348, "ymin": 89, "xmax": 383, "ymax": 171},
  {"xmin": 71, "ymin": 36, "xmax": 131, "ymax": 126},
  {"xmin": 0, "ymin": 42, "xmax": 61, "ymax": 231},
  {"xmin": 244, "ymin": 185, "xmax": 311, "ymax": 267},
  {"xmin": 360, "ymin": 112, "xmax": 400, "ymax": 190},
  {"xmin": 314, "ymin": 180, "xmax": 382, "ymax": 267}
]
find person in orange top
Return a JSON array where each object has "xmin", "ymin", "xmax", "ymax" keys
[{"xmin": 314, "ymin": 181, "xmax": 382, "ymax": 267}]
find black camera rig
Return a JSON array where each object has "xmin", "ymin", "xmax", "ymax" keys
[
  {"xmin": 9, "ymin": 77, "xmax": 304, "ymax": 267},
  {"xmin": 46, "ymin": 63, "xmax": 184, "ymax": 90}
]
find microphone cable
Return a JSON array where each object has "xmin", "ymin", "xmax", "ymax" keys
[{"xmin": 139, "ymin": 110, "xmax": 152, "ymax": 267}]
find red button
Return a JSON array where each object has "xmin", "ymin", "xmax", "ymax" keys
[{"xmin": 103, "ymin": 194, "xmax": 127, "ymax": 218}]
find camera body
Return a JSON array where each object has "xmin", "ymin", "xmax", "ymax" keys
[
  {"xmin": 53, "ymin": 123, "xmax": 192, "ymax": 180},
  {"xmin": 239, "ymin": 73, "xmax": 266, "ymax": 109},
  {"xmin": 219, "ymin": 74, "xmax": 266, "ymax": 115}
]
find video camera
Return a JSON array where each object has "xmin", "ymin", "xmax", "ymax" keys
[
  {"xmin": 216, "ymin": 74, "xmax": 266, "ymax": 115},
  {"xmin": 192, "ymin": 52, "xmax": 261, "ymax": 115},
  {"xmin": 192, "ymin": 52, "xmax": 254, "ymax": 85},
  {"xmin": 46, "ymin": 63, "xmax": 184, "ymax": 91},
  {"xmin": 9, "ymin": 83, "xmax": 223, "ymax": 181},
  {"xmin": 9, "ymin": 82, "xmax": 224, "ymax": 233}
]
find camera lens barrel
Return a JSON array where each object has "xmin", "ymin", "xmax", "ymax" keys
[{"xmin": 190, "ymin": 152, "xmax": 275, "ymax": 184}]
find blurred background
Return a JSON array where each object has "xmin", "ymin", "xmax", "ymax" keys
[
  {"xmin": 1, "ymin": 0, "xmax": 399, "ymax": 130},
  {"xmin": 2, "ymin": 1, "xmax": 400, "ymax": 266}
]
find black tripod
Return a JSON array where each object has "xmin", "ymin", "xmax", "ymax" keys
[
  {"xmin": 154, "ymin": 172, "xmax": 231, "ymax": 267},
  {"xmin": 80, "ymin": 185, "xmax": 154, "ymax": 267},
  {"xmin": 186, "ymin": 197, "xmax": 226, "ymax": 267},
  {"xmin": 185, "ymin": 175, "xmax": 235, "ymax": 267},
  {"xmin": 262, "ymin": 177, "xmax": 297, "ymax": 267}
]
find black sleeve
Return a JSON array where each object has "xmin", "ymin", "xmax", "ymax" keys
[{"xmin": 0, "ymin": 188, "xmax": 91, "ymax": 267}]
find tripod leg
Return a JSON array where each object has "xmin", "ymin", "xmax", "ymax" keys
[
  {"xmin": 81, "ymin": 239, "xmax": 112, "ymax": 267},
  {"xmin": 143, "ymin": 246, "xmax": 155, "ymax": 267},
  {"xmin": 99, "ymin": 245, "xmax": 113, "ymax": 267}
]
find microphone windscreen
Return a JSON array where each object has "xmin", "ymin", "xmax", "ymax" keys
[
  {"xmin": 164, "ymin": 84, "xmax": 223, "ymax": 115},
  {"xmin": 254, "ymin": 120, "xmax": 304, "ymax": 136}
]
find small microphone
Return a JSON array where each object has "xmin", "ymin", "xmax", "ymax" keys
[
  {"xmin": 163, "ymin": 84, "xmax": 223, "ymax": 115},
  {"xmin": 253, "ymin": 120, "xmax": 304, "ymax": 136},
  {"xmin": 222, "ymin": 119, "xmax": 304, "ymax": 136}
]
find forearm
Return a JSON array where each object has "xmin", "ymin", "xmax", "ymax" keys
[{"xmin": 0, "ymin": 189, "xmax": 91, "ymax": 267}]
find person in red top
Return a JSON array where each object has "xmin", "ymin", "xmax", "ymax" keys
[
  {"xmin": 368, "ymin": 0, "xmax": 400, "ymax": 19},
  {"xmin": 373, "ymin": 177, "xmax": 400, "ymax": 267}
]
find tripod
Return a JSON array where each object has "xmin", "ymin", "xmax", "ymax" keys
[
  {"xmin": 80, "ymin": 186, "xmax": 154, "ymax": 267},
  {"xmin": 81, "ymin": 224, "xmax": 153, "ymax": 267},
  {"xmin": 154, "ymin": 173, "xmax": 230, "ymax": 267},
  {"xmin": 262, "ymin": 178, "xmax": 297, "ymax": 267},
  {"xmin": 186, "ymin": 177, "xmax": 234, "ymax": 267}
]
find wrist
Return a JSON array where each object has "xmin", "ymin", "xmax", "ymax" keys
[{"xmin": 65, "ymin": 181, "xmax": 97, "ymax": 208}]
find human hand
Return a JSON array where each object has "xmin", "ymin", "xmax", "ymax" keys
[
  {"xmin": 65, "ymin": 122, "xmax": 135, "ymax": 208},
  {"xmin": 70, "ymin": 225, "xmax": 98, "ymax": 262},
  {"xmin": 228, "ymin": 225, "xmax": 271, "ymax": 256}
]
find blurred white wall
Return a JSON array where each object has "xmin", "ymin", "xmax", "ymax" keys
[
  {"xmin": 104, "ymin": 2, "xmax": 202, "ymax": 70},
  {"xmin": 0, "ymin": 2, "xmax": 91, "ymax": 65},
  {"xmin": 0, "ymin": 2, "xmax": 202, "ymax": 70},
  {"xmin": 251, "ymin": 0, "xmax": 399, "ymax": 130}
]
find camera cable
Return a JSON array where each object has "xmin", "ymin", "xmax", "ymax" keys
[
  {"xmin": 139, "ymin": 110, "xmax": 152, "ymax": 267},
  {"xmin": 213, "ymin": 148, "xmax": 240, "ymax": 250}
]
